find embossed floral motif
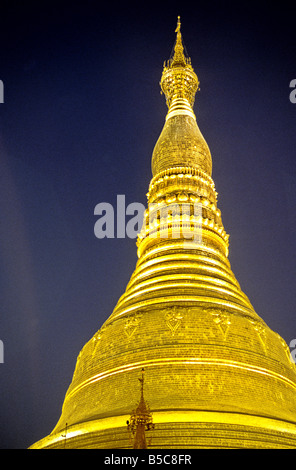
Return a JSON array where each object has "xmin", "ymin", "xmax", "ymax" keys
[
  {"xmin": 90, "ymin": 326, "xmax": 106, "ymax": 357},
  {"xmin": 124, "ymin": 313, "xmax": 142, "ymax": 339},
  {"xmin": 250, "ymin": 319, "xmax": 267, "ymax": 353},
  {"xmin": 165, "ymin": 307, "xmax": 183, "ymax": 335},
  {"xmin": 210, "ymin": 310, "xmax": 231, "ymax": 339}
]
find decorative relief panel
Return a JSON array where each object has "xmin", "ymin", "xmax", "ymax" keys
[
  {"xmin": 209, "ymin": 310, "xmax": 231, "ymax": 340},
  {"xmin": 164, "ymin": 306, "xmax": 183, "ymax": 336},
  {"xmin": 124, "ymin": 312, "xmax": 143, "ymax": 340},
  {"xmin": 249, "ymin": 319, "xmax": 267, "ymax": 353},
  {"xmin": 91, "ymin": 326, "xmax": 106, "ymax": 357}
]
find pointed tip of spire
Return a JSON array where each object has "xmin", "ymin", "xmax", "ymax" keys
[
  {"xmin": 171, "ymin": 16, "xmax": 187, "ymax": 67},
  {"xmin": 160, "ymin": 18, "xmax": 199, "ymax": 116},
  {"xmin": 175, "ymin": 16, "xmax": 181, "ymax": 33}
]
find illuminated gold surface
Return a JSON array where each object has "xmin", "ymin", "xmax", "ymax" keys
[
  {"xmin": 30, "ymin": 18, "xmax": 296, "ymax": 449},
  {"xmin": 152, "ymin": 18, "xmax": 211, "ymax": 177}
]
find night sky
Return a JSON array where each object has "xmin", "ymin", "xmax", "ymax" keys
[{"xmin": 0, "ymin": 1, "xmax": 295, "ymax": 449}]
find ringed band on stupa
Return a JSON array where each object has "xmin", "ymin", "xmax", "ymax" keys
[{"xmin": 30, "ymin": 18, "xmax": 296, "ymax": 449}]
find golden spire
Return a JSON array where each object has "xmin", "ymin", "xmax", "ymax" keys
[
  {"xmin": 152, "ymin": 17, "xmax": 211, "ymax": 177},
  {"xmin": 127, "ymin": 369, "xmax": 154, "ymax": 449},
  {"xmin": 171, "ymin": 16, "xmax": 186, "ymax": 67},
  {"xmin": 161, "ymin": 16, "xmax": 199, "ymax": 111}
]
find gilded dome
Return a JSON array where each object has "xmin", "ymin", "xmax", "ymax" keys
[{"xmin": 151, "ymin": 113, "xmax": 212, "ymax": 176}]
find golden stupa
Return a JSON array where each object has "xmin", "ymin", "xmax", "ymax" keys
[{"xmin": 31, "ymin": 18, "xmax": 296, "ymax": 449}]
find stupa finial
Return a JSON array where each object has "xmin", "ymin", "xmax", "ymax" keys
[
  {"xmin": 175, "ymin": 15, "xmax": 181, "ymax": 33},
  {"xmin": 159, "ymin": 17, "xmax": 200, "ymax": 118},
  {"xmin": 171, "ymin": 16, "xmax": 186, "ymax": 67}
]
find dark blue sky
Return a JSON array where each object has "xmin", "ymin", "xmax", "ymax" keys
[{"xmin": 0, "ymin": 1, "xmax": 295, "ymax": 449}]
